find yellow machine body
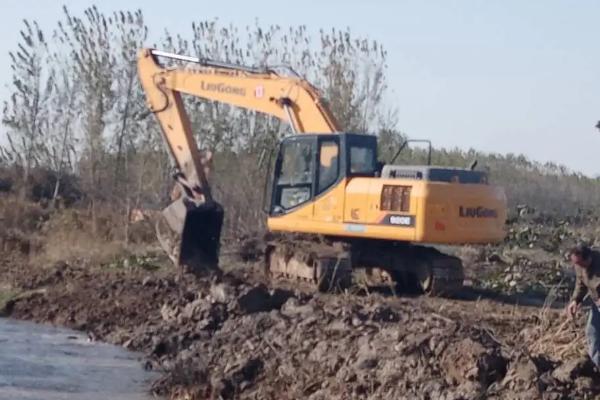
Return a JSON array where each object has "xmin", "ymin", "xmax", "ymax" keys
[
  {"xmin": 265, "ymin": 132, "xmax": 506, "ymax": 249},
  {"xmin": 268, "ymin": 176, "xmax": 506, "ymax": 244}
]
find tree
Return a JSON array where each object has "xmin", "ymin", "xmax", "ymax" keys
[
  {"xmin": 39, "ymin": 62, "xmax": 79, "ymax": 207},
  {"xmin": 1, "ymin": 20, "xmax": 53, "ymax": 195},
  {"xmin": 58, "ymin": 6, "xmax": 115, "ymax": 194},
  {"xmin": 110, "ymin": 10, "xmax": 148, "ymax": 187}
]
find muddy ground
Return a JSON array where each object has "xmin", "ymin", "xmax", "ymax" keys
[
  {"xmin": 1, "ymin": 197, "xmax": 599, "ymax": 399},
  {"xmin": 1, "ymin": 243, "xmax": 600, "ymax": 400}
]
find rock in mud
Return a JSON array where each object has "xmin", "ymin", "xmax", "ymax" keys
[
  {"xmin": 281, "ymin": 297, "xmax": 315, "ymax": 318},
  {"xmin": 441, "ymin": 337, "xmax": 507, "ymax": 387},
  {"xmin": 213, "ymin": 357, "xmax": 264, "ymax": 399},
  {"xmin": 210, "ymin": 282, "xmax": 234, "ymax": 304},
  {"xmin": 552, "ymin": 357, "xmax": 595, "ymax": 383},
  {"xmin": 236, "ymin": 284, "xmax": 293, "ymax": 314}
]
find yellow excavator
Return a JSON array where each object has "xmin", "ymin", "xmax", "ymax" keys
[{"xmin": 137, "ymin": 48, "xmax": 507, "ymax": 295}]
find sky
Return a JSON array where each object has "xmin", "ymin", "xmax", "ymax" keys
[{"xmin": 1, "ymin": 0, "xmax": 599, "ymax": 176}]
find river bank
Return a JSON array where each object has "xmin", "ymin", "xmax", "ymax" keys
[{"xmin": 2, "ymin": 251, "xmax": 600, "ymax": 399}]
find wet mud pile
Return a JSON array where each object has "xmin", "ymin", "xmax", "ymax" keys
[{"xmin": 2, "ymin": 257, "xmax": 600, "ymax": 400}]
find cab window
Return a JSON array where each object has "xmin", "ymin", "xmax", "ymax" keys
[
  {"xmin": 318, "ymin": 140, "xmax": 339, "ymax": 193},
  {"xmin": 350, "ymin": 145, "xmax": 376, "ymax": 175},
  {"xmin": 275, "ymin": 140, "xmax": 313, "ymax": 210}
]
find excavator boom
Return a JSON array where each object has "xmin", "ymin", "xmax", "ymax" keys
[
  {"xmin": 139, "ymin": 49, "xmax": 340, "ymax": 134},
  {"xmin": 137, "ymin": 48, "xmax": 341, "ymax": 272}
]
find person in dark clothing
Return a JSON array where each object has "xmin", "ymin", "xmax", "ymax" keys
[{"xmin": 567, "ymin": 244, "xmax": 600, "ymax": 367}]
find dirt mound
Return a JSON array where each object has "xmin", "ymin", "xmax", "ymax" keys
[
  {"xmin": 149, "ymin": 290, "xmax": 513, "ymax": 399},
  {"xmin": 3, "ymin": 257, "xmax": 600, "ymax": 400}
]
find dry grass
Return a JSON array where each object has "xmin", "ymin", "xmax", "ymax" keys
[
  {"xmin": 0, "ymin": 286, "xmax": 17, "ymax": 315},
  {"xmin": 526, "ymin": 282, "xmax": 587, "ymax": 360},
  {"xmin": 36, "ymin": 228, "xmax": 126, "ymax": 266},
  {"xmin": 31, "ymin": 207, "xmax": 158, "ymax": 266},
  {"xmin": 529, "ymin": 318, "xmax": 586, "ymax": 360},
  {"xmin": 0, "ymin": 194, "xmax": 48, "ymax": 231},
  {"xmin": 0, "ymin": 194, "xmax": 149, "ymax": 267}
]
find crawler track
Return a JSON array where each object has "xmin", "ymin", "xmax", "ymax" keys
[
  {"xmin": 262, "ymin": 234, "xmax": 464, "ymax": 296},
  {"xmin": 265, "ymin": 235, "xmax": 352, "ymax": 292}
]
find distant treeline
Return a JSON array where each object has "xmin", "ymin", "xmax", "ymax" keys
[{"xmin": 0, "ymin": 5, "xmax": 597, "ymax": 236}]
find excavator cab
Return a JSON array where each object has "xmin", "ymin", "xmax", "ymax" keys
[{"xmin": 269, "ymin": 133, "xmax": 378, "ymax": 215}]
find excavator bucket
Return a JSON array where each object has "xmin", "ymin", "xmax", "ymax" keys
[{"xmin": 160, "ymin": 197, "xmax": 224, "ymax": 274}]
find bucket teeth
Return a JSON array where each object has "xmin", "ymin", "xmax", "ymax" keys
[{"xmin": 156, "ymin": 199, "xmax": 224, "ymax": 276}]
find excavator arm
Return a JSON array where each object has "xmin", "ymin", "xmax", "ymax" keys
[{"xmin": 137, "ymin": 48, "xmax": 340, "ymax": 272}]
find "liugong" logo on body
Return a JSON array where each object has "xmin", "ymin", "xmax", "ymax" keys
[
  {"xmin": 201, "ymin": 81, "xmax": 246, "ymax": 96},
  {"xmin": 459, "ymin": 206, "xmax": 498, "ymax": 218}
]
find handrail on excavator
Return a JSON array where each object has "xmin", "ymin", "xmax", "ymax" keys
[
  {"xmin": 150, "ymin": 49, "xmax": 269, "ymax": 74},
  {"xmin": 149, "ymin": 49, "xmax": 301, "ymax": 78}
]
